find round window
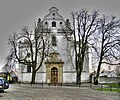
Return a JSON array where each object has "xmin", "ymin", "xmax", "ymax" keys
[
  {"xmin": 60, "ymin": 22, "xmax": 62, "ymax": 24},
  {"xmin": 53, "ymin": 13, "xmax": 55, "ymax": 16},
  {"xmin": 45, "ymin": 22, "xmax": 48, "ymax": 24}
]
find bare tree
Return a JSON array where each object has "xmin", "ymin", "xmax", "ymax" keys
[
  {"xmin": 6, "ymin": 19, "xmax": 51, "ymax": 84},
  {"xmin": 92, "ymin": 15, "xmax": 120, "ymax": 84},
  {"xmin": 2, "ymin": 63, "xmax": 11, "ymax": 73},
  {"xmin": 64, "ymin": 9, "xmax": 99, "ymax": 84}
]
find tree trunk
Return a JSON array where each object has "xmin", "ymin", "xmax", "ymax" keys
[
  {"xmin": 94, "ymin": 60, "xmax": 102, "ymax": 85},
  {"xmin": 76, "ymin": 60, "xmax": 83, "ymax": 85},
  {"xmin": 31, "ymin": 70, "xmax": 36, "ymax": 84},
  {"xmin": 76, "ymin": 71, "xmax": 81, "ymax": 85}
]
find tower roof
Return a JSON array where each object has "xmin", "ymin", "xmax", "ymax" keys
[{"xmin": 43, "ymin": 7, "xmax": 64, "ymax": 21}]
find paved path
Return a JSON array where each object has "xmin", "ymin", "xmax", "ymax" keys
[{"xmin": 0, "ymin": 84, "xmax": 119, "ymax": 100}]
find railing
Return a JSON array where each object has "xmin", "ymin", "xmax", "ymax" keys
[
  {"xmin": 18, "ymin": 82, "xmax": 120, "ymax": 92},
  {"xmin": 91, "ymin": 83, "xmax": 120, "ymax": 92},
  {"xmin": 21, "ymin": 82, "xmax": 92, "ymax": 88}
]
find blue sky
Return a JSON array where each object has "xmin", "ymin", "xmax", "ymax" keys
[{"xmin": 0, "ymin": 0, "xmax": 120, "ymax": 67}]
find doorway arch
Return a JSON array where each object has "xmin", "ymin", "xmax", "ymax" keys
[{"xmin": 51, "ymin": 67, "xmax": 58, "ymax": 83}]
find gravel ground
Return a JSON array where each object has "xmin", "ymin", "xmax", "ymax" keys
[{"xmin": 0, "ymin": 84, "xmax": 119, "ymax": 100}]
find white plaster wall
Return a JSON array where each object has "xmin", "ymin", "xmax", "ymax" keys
[
  {"xmin": 35, "ymin": 73, "xmax": 46, "ymax": 83},
  {"xmin": 18, "ymin": 73, "xmax": 32, "ymax": 83},
  {"xmin": 56, "ymin": 35, "xmax": 75, "ymax": 72},
  {"xmin": 81, "ymin": 72, "xmax": 90, "ymax": 82},
  {"xmin": 63, "ymin": 72, "xmax": 76, "ymax": 83},
  {"xmin": 83, "ymin": 54, "xmax": 90, "ymax": 73}
]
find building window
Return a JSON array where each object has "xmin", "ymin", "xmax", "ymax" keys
[
  {"xmin": 52, "ymin": 35, "xmax": 57, "ymax": 46},
  {"xmin": 60, "ymin": 22, "xmax": 62, "ymax": 25},
  {"xmin": 27, "ymin": 53, "xmax": 30, "ymax": 58},
  {"xmin": 27, "ymin": 65, "xmax": 31, "ymax": 73},
  {"xmin": 45, "ymin": 22, "xmax": 48, "ymax": 24},
  {"xmin": 53, "ymin": 13, "xmax": 55, "ymax": 16},
  {"xmin": 52, "ymin": 21, "xmax": 56, "ymax": 27}
]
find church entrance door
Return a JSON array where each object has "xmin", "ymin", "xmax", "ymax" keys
[{"xmin": 51, "ymin": 67, "xmax": 58, "ymax": 83}]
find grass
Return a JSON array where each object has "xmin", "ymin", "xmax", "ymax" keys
[
  {"xmin": 95, "ymin": 83, "xmax": 120, "ymax": 93},
  {"xmin": 105, "ymin": 83, "xmax": 120, "ymax": 88},
  {"xmin": 96, "ymin": 88, "xmax": 120, "ymax": 93}
]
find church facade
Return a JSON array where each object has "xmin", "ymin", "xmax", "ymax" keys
[{"xmin": 18, "ymin": 7, "xmax": 90, "ymax": 83}]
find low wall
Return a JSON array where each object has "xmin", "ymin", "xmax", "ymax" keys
[{"xmin": 98, "ymin": 77, "xmax": 120, "ymax": 83}]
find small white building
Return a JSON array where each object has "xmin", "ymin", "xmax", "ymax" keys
[
  {"xmin": 98, "ymin": 71, "xmax": 120, "ymax": 83},
  {"xmin": 18, "ymin": 7, "xmax": 90, "ymax": 83},
  {"xmin": 99, "ymin": 71, "xmax": 118, "ymax": 77}
]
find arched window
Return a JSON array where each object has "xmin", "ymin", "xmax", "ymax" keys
[
  {"xmin": 52, "ymin": 21, "xmax": 56, "ymax": 27},
  {"xmin": 27, "ymin": 53, "xmax": 30, "ymax": 58},
  {"xmin": 27, "ymin": 65, "xmax": 31, "ymax": 73},
  {"xmin": 52, "ymin": 35, "xmax": 57, "ymax": 46}
]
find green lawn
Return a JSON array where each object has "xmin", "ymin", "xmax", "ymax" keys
[
  {"xmin": 105, "ymin": 83, "xmax": 120, "ymax": 88},
  {"xmin": 95, "ymin": 83, "xmax": 120, "ymax": 93},
  {"xmin": 96, "ymin": 88, "xmax": 120, "ymax": 93}
]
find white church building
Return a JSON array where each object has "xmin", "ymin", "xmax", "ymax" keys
[{"xmin": 18, "ymin": 7, "xmax": 90, "ymax": 83}]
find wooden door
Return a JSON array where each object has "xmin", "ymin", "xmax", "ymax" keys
[{"xmin": 51, "ymin": 67, "xmax": 58, "ymax": 83}]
